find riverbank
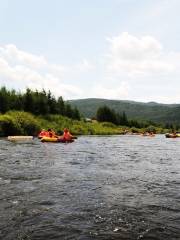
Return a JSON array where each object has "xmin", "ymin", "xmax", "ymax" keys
[{"xmin": 0, "ymin": 111, "xmax": 168, "ymax": 137}]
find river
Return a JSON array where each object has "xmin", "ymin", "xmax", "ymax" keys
[{"xmin": 0, "ymin": 135, "xmax": 179, "ymax": 240}]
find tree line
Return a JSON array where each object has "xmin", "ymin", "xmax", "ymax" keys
[
  {"xmin": 0, "ymin": 87, "xmax": 80, "ymax": 120},
  {"xmin": 96, "ymin": 105, "xmax": 178, "ymax": 130}
]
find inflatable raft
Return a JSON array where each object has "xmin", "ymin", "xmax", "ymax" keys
[
  {"xmin": 165, "ymin": 133, "xmax": 180, "ymax": 138},
  {"xmin": 41, "ymin": 137, "xmax": 74, "ymax": 143},
  {"xmin": 141, "ymin": 133, "xmax": 155, "ymax": 137}
]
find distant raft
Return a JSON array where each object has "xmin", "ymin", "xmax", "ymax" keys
[
  {"xmin": 165, "ymin": 133, "xmax": 180, "ymax": 138},
  {"xmin": 41, "ymin": 136, "xmax": 74, "ymax": 143},
  {"xmin": 141, "ymin": 133, "xmax": 155, "ymax": 137},
  {"xmin": 7, "ymin": 136, "xmax": 33, "ymax": 141}
]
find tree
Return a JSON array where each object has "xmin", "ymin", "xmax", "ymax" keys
[
  {"xmin": 65, "ymin": 103, "xmax": 73, "ymax": 118},
  {"xmin": 0, "ymin": 87, "xmax": 10, "ymax": 113},
  {"xmin": 72, "ymin": 107, "xmax": 81, "ymax": 120},
  {"xmin": 96, "ymin": 106, "xmax": 117, "ymax": 124},
  {"xmin": 47, "ymin": 90, "xmax": 58, "ymax": 114},
  {"xmin": 33, "ymin": 90, "xmax": 49, "ymax": 115},
  {"xmin": 119, "ymin": 111, "xmax": 128, "ymax": 126},
  {"xmin": 23, "ymin": 88, "xmax": 35, "ymax": 113},
  {"xmin": 0, "ymin": 87, "xmax": 82, "ymax": 121},
  {"xmin": 57, "ymin": 96, "xmax": 65, "ymax": 115},
  {"xmin": 10, "ymin": 90, "xmax": 24, "ymax": 111}
]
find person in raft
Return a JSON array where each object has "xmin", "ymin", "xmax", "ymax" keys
[
  {"xmin": 62, "ymin": 128, "xmax": 73, "ymax": 140},
  {"xmin": 48, "ymin": 128, "xmax": 57, "ymax": 138},
  {"xmin": 38, "ymin": 129, "xmax": 48, "ymax": 138}
]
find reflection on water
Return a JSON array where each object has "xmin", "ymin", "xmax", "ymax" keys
[{"xmin": 0, "ymin": 135, "xmax": 180, "ymax": 240}]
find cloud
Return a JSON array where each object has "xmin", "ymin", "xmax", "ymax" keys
[
  {"xmin": 0, "ymin": 44, "xmax": 82, "ymax": 99},
  {"xmin": 106, "ymin": 32, "xmax": 175, "ymax": 76},
  {"xmin": 101, "ymin": 32, "xmax": 180, "ymax": 103},
  {"xmin": 27, "ymin": 74, "xmax": 82, "ymax": 99},
  {"xmin": 75, "ymin": 59, "xmax": 95, "ymax": 72},
  {"xmin": 1, "ymin": 33, "xmax": 180, "ymax": 103},
  {"xmin": 92, "ymin": 82, "xmax": 130, "ymax": 100},
  {"xmin": 0, "ymin": 44, "xmax": 47, "ymax": 69}
]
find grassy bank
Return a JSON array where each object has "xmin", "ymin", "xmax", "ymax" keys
[{"xmin": 0, "ymin": 111, "xmax": 168, "ymax": 137}]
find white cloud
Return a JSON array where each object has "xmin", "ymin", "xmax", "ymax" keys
[
  {"xmin": 108, "ymin": 32, "xmax": 162, "ymax": 60},
  {"xmin": 1, "ymin": 33, "xmax": 180, "ymax": 103},
  {"xmin": 101, "ymin": 32, "xmax": 180, "ymax": 103},
  {"xmin": 106, "ymin": 32, "xmax": 175, "ymax": 76},
  {"xmin": 153, "ymin": 95, "xmax": 180, "ymax": 104},
  {"xmin": 0, "ymin": 44, "xmax": 47, "ymax": 69},
  {"xmin": 0, "ymin": 44, "xmax": 82, "ymax": 99},
  {"xmin": 93, "ymin": 82, "xmax": 130, "ymax": 100},
  {"xmin": 27, "ymin": 74, "xmax": 82, "ymax": 99},
  {"xmin": 75, "ymin": 59, "xmax": 95, "ymax": 72}
]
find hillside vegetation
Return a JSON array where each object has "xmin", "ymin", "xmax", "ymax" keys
[
  {"xmin": 0, "ymin": 111, "xmax": 128, "ymax": 136},
  {"xmin": 0, "ymin": 87, "xmax": 176, "ymax": 136},
  {"xmin": 68, "ymin": 98, "xmax": 180, "ymax": 124},
  {"xmin": 0, "ymin": 87, "xmax": 80, "ymax": 120},
  {"xmin": 0, "ymin": 111, "xmax": 168, "ymax": 137}
]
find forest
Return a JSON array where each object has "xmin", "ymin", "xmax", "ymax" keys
[
  {"xmin": 0, "ymin": 86, "xmax": 80, "ymax": 120},
  {"xmin": 0, "ymin": 87, "xmax": 175, "ymax": 136}
]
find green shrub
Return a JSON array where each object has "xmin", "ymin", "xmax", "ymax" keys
[
  {"xmin": 5, "ymin": 111, "xmax": 40, "ymax": 136},
  {"xmin": 0, "ymin": 110, "xmax": 168, "ymax": 137},
  {"xmin": 101, "ymin": 122, "xmax": 116, "ymax": 128},
  {"xmin": 145, "ymin": 125, "xmax": 156, "ymax": 133},
  {"xmin": 0, "ymin": 115, "xmax": 22, "ymax": 136},
  {"xmin": 131, "ymin": 127, "xmax": 140, "ymax": 133}
]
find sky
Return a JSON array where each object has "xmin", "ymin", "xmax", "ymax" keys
[{"xmin": 0, "ymin": 0, "xmax": 180, "ymax": 103}]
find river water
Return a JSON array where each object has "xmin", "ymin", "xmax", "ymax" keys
[{"xmin": 0, "ymin": 135, "xmax": 179, "ymax": 240}]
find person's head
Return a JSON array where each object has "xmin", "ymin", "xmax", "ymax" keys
[
  {"xmin": 64, "ymin": 128, "xmax": 68, "ymax": 133},
  {"xmin": 48, "ymin": 128, "xmax": 51, "ymax": 132}
]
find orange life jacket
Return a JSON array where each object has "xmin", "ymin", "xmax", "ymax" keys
[
  {"xmin": 48, "ymin": 131, "xmax": 56, "ymax": 138},
  {"xmin": 39, "ymin": 130, "xmax": 48, "ymax": 137},
  {"xmin": 63, "ymin": 131, "xmax": 72, "ymax": 140}
]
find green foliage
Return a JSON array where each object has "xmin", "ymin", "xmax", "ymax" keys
[
  {"xmin": 0, "ymin": 110, "xmax": 172, "ymax": 137},
  {"xmin": 0, "ymin": 110, "xmax": 127, "ymax": 136},
  {"xmin": 131, "ymin": 127, "xmax": 140, "ymax": 133},
  {"xmin": 118, "ymin": 111, "xmax": 128, "ymax": 125},
  {"xmin": 145, "ymin": 125, "xmax": 156, "ymax": 133},
  {"xmin": 101, "ymin": 122, "xmax": 116, "ymax": 128},
  {"xmin": 24, "ymin": 88, "xmax": 34, "ymax": 113},
  {"xmin": 57, "ymin": 96, "xmax": 65, "ymax": 115},
  {"xmin": 0, "ymin": 87, "xmax": 80, "ymax": 120},
  {"xmin": 96, "ymin": 106, "xmax": 117, "ymax": 124},
  {"xmin": 129, "ymin": 119, "xmax": 141, "ymax": 128},
  {"xmin": 0, "ymin": 111, "xmax": 40, "ymax": 136},
  {"xmin": 0, "ymin": 115, "xmax": 22, "ymax": 136},
  {"xmin": 95, "ymin": 104, "xmax": 175, "ymax": 131},
  {"xmin": 69, "ymin": 98, "xmax": 180, "ymax": 125},
  {"xmin": 96, "ymin": 105, "xmax": 139, "ymax": 128}
]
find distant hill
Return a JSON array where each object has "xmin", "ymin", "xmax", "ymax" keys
[{"xmin": 68, "ymin": 98, "xmax": 180, "ymax": 124}]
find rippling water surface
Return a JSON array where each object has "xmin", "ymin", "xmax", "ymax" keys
[{"xmin": 0, "ymin": 135, "xmax": 180, "ymax": 240}]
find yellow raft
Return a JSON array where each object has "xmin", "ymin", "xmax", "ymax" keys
[{"xmin": 41, "ymin": 137, "xmax": 74, "ymax": 143}]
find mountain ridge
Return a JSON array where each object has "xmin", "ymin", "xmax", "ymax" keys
[{"xmin": 68, "ymin": 98, "xmax": 180, "ymax": 124}]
